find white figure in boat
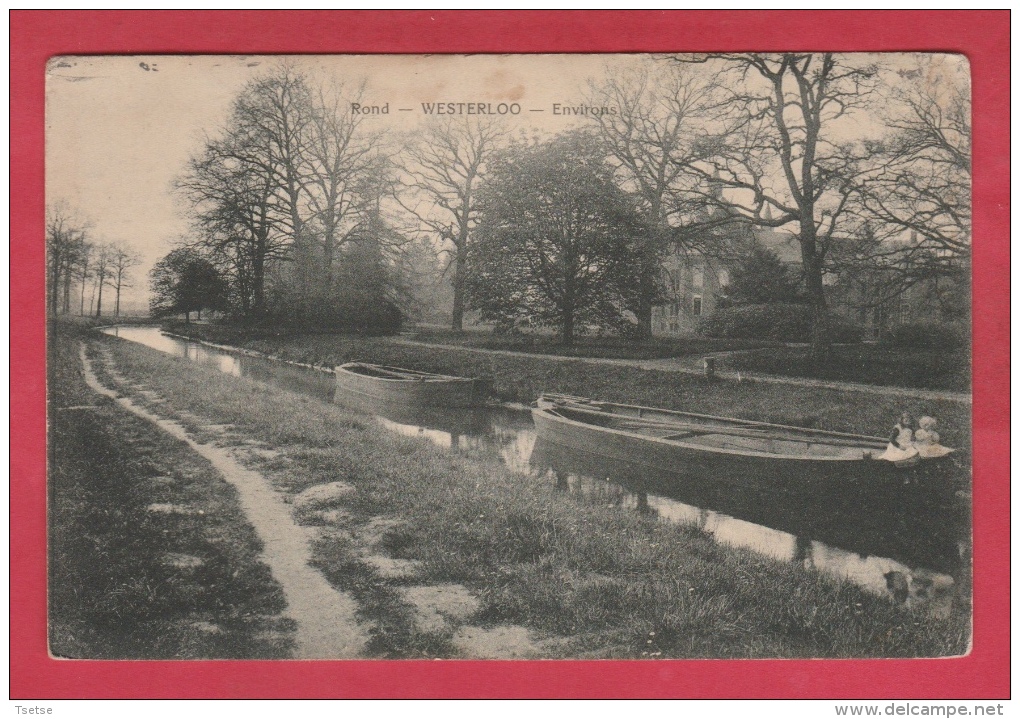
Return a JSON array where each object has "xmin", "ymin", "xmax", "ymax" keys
[
  {"xmin": 879, "ymin": 411, "xmax": 920, "ymax": 465},
  {"xmin": 914, "ymin": 415, "xmax": 953, "ymax": 458},
  {"xmin": 878, "ymin": 412, "xmax": 952, "ymax": 464}
]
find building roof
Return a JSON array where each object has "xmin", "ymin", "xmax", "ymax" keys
[{"xmin": 752, "ymin": 227, "xmax": 802, "ymax": 263}]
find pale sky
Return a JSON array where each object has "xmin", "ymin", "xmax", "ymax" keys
[
  {"xmin": 46, "ymin": 53, "xmax": 965, "ymax": 307},
  {"xmin": 46, "ymin": 53, "xmax": 644, "ymax": 305}
]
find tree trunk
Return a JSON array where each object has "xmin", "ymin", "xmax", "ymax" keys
[
  {"xmin": 252, "ymin": 239, "xmax": 266, "ymax": 319},
  {"xmin": 48, "ymin": 257, "xmax": 59, "ymax": 317},
  {"xmin": 799, "ymin": 227, "xmax": 830, "ymax": 361},
  {"xmin": 561, "ymin": 311, "xmax": 574, "ymax": 345},
  {"xmin": 94, "ymin": 277, "xmax": 104, "ymax": 318},
  {"xmin": 810, "ymin": 299, "xmax": 830, "ymax": 361},
  {"xmin": 561, "ymin": 277, "xmax": 576, "ymax": 345},
  {"xmin": 633, "ymin": 234, "xmax": 662, "ymax": 340},
  {"xmin": 114, "ymin": 284, "xmax": 121, "ymax": 318},
  {"xmin": 451, "ymin": 249, "xmax": 466, "ymax": 331},
  {"xmin": 63, "ymin": 271, "xmax": 72, "ymax": 314}
]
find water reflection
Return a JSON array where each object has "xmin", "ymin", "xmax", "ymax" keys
[{"xmin": 103, "ymin": 325, "xmax": 968, "ymax": 611}]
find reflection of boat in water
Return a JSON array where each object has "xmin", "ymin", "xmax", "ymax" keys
[
  {"xmin": 335, "ymin": 362, "xmax": 487, "ymax": 408},
  {"xmin": 529, "ymin": 438, "xmax": 965, "ymax": 576},
  {"xmin": 332, "ymin": 389, "xmax": 490, "ymax": 437},
  {"xmin": 532, "ymin": 393, "xmax": 956, "ymax": 494}
]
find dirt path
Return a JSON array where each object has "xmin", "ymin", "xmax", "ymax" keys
[
  {"xmin": 390, "ymin": 338, "xmax": 972, "ymax": 404},
  {"xmin": 80, "ymin": 342, "xmax": 370, "ymax": 659}
]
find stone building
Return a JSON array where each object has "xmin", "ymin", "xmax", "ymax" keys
[
  {"xmin": 651, "ymin": 225, "xmax": 967, "ymax": 339},
  {"xmin": 651, "ymin": 227, "xmax": 802, "ymax": 335}
]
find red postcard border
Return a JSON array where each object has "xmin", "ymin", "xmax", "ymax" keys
[{"xmin": 11, "ymin": 10, "xmax": 1010, "ymax": 699}]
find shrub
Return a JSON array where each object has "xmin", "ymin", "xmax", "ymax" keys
[
  {"xmin": 699, "ymin": 304, "xmax": 863, "ymax": 344},
  {"xmin": 884, "ymin": 322, "xmax": 968, "ymax": 350},
  {"xmin": 698, "ymin": 304, "xmax": 812, "ymax": 342},
  {"xmin": 827, "ymin": 314, "xmax": 865, "ymax": 344}
]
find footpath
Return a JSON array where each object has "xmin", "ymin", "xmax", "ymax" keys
[{"xmin": 391, "ymin": 338, "xmax": 971, "ymax": 405}]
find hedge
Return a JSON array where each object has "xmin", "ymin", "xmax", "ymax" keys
[{"xmin": 697, "ymin": 304, "xmax": 862, "ymax": 343}]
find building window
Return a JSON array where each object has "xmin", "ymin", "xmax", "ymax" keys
[
  {"xmin": 717, "ymin": 269, "xmax": 729, "ymax": 288},
  {"xmin": 692, "ymin": 265, "xmax": 704, "ymax": 289},
  {"xmin": 693, "ymin": 295, "xmax": 703, "ymax": 316}
]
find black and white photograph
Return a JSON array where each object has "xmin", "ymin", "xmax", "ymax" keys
[{"xmin": 46, "ymin": 52, "xmax": 972, "ymax": 661}]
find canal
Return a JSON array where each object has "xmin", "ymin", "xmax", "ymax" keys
[{"xmin": 102, "ymin": 325, "xmax": 970, "ymax": 615}]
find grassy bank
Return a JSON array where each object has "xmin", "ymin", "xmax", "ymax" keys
[
  {"xmin": 96, "ymin": 329, "xmax": 970, "ymax": 658},
  {"xmin": 56, "ymin": 314, "xmax": 155, "ymax": 330},
  {"xmin": 408, "ymin": 326, "xmax": 775, "ymax": 360},
  {"xmin": 163, "ymin": 319, "xmax": 971, "ymax": 391},
  {"xmin": 165, "ymin": 323, "xmax": 972, "ymax": 450},
  {"xmin": 724, "ymin": 345, "xmax": 971, "ymax": 393},
  {"xmin": 48, "ymin": 323, "xmax": 295, "ymax": 658}
]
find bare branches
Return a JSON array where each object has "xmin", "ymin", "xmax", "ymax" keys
[
  {"xmin": 670, "ymin": 53, "xmax": 885, "ymax": 355},
  {"xmin": 398, "ymin": 116, "xmax": 509, "ymax": 329},
  {"xmin": 856, "ymin": 59, "xmax": 971, "ymax": 268},
  {"xmin": 585, "ymin": 59, "xmax": 729, "ymax": 335},
  {"xmin": 46, "ymin": 202, "xmax": 92, "ymax": 316}
]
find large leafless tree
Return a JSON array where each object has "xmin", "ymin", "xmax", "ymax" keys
[
  {"xmin": 679, "ymin": 53, "xmax": 878, "ymax": 358},
  {"xmin": 302, "ymin": 80, "xmax": 378, "ymax": 287},
  {"xmin": 46, "ymin": 203, "xmax": 91, "ymax": 317},
  {"xmin": 586, "ymin": 60, "xmax": 722, "ymax": 337},
  {"xmin": 849, "ymin": 58, "xmax": 971, "ymax": 303},
  {"xmin": 106, "ymin": 243, "xmax": 141, "ymax": 317},
  {"xmin": 400, "ymin": 118, "xmax": 508, "ymax": 331}
]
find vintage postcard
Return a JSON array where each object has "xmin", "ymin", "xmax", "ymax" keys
[{"xmin": 46, "ymin": 52, "xmax": 973, "ymax": 666}]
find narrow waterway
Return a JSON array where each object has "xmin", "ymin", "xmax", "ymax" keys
[{"xmin": 103, "ymin": 326, "xmax": 970, "ymax": 614}]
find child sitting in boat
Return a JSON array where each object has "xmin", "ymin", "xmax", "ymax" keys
[
  {"xmin": 878, "ymin": 412, "xmax": 919, "ymax": 465},
  {"xmin": 889, "ymin": 412, "xmax": 915, "ymax": 449},
  {"xmin": 914, "ymin": 416, "xmax": 953, "ymax": 458}
]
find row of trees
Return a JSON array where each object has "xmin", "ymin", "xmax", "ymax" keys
[
  {"xmin": 160, "ymin": 55, "xmax": 968, "ymax": 355},
  {"xmin": 173, "ymin": 67, "xmax": 409, "ymax": 330},
  {"xmin": 46, "ymin": 203, "xmax": 140, "ymax": 318}
]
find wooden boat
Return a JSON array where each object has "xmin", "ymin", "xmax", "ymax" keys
[
  {"xmin": 530, "ymin": 437, "xmax": 965, "ymax": 570},
  {"xmin": 532, "ymin": 393, "xmax": 955, "ymax": 491},
  {"xmin": 334, "ymin": 362, "xmax": 487, "ymax": 408}
]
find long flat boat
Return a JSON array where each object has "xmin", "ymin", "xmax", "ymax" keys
[
  {"xmin": 532, "ymin": 393, "xmax": 954, "ymax": 492},
  {"xmin": 335, "ymin": 362, "xmax": 487, "ymax": 408}
]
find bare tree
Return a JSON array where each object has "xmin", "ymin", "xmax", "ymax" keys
[
  {"xmin": 586, "ymin": 60, "xmax": 722, "ymax": 337},
  {"xmin": 302, "ymin": 80, "xmax": 378, "ymax": 286},
  {"xmin": 46, "ymin": 202, "xmax": 91, "ymax": 316},
  {"xmin": 176, "ymin": 65, "xmax": 314, "ymax": 318},
  {"xmin": 679, "ymin": 53, "xmax": 878, "ymax": 358},
  {"xmin": 177, "ymin": 130, "xmax": 287, "ymax": 318},
  {"xmin": 178, "ymin": 65, "xmax": 395, "ymax": 322},
  {"xmin": 400, "ymin": 117, "xmax": 508, "ymax": 331},
  {"xmin": 91, "ymin": 244, "xmax": 114, "ymax": 318},
  {"xmin": 77, "ymin": 242, "xmax": 94, "ymax": 317},
  {"xmin": 107, "ymin": 244, "xmax": 141, "ymax": 317},
  {"xmin": 851, "ymin": 57, "xmax": 971, "ymax": 301}
]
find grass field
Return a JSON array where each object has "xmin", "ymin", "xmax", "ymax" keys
[
  {"xmin": 81, "ymin": 326, "xmax": 972, "ymax": 658},
  {"xmin": 724, "ymin": 345, "xmax": 971, "ymax": 393},
  {"xmin": 48, "ymin": 323, "xmax": 295, "ymax": 658},
  {"xmin": 408, "ymin": 325, "xmax": 776, "ymax": 360}
]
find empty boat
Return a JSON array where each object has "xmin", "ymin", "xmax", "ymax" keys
[{"xmin": 335, "ymin": 362, "xmax": 487, "ymax": 408}]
